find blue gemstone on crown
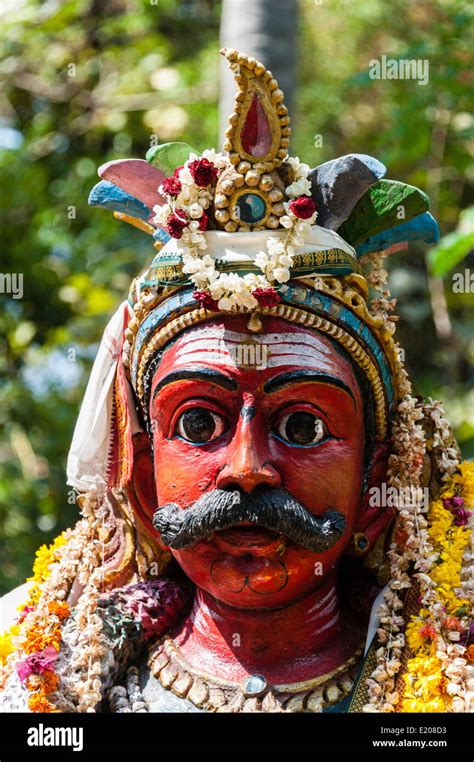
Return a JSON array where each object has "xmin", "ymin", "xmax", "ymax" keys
[{"xmin": 237, "ymin": 193, "xmax": 266, "ymax": 223}]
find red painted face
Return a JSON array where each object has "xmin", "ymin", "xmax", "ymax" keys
[{"xmin": 148, "ymin": 315, "xmax": 366, "ymax": 609}]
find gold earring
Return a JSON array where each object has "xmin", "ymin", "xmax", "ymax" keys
[{"xmin": 351, "ymin": 532, "xmax": 370, "ymax": 556}]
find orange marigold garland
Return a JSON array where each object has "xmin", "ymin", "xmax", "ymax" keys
[
  {"xmin": 0, "ymin": 533, "xmax": 67, "ymax": 675},
  {"xmin": 15, "ymin": 598, "xmax": 71, "ymax": 712},
  {"xmin": 1, "ymin": 534, "xmax": 72, "ymax": 711},
  {"xmin": 0, "ymin": 497, "xmax": 106, "ymax": 712}
]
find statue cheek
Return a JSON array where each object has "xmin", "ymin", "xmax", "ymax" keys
[
  {"xmin": 153, "ymin": 438, "xmax": 224, "ymax": 506},
  {"xmin": 273, "ymin": 443, "xmax": 365, "ymax": 519}
]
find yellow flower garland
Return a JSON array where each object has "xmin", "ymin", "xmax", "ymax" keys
[
  {"xmin": 27, "ymin": 533, "xmax": 67, "ymax": 605},
  {"xmin": 0, "ymin": 532, "xmax": 67, "ymax": 667},
  {"xmin": 401, "ymin": 461, "xmax": 473, "ymax": 712}
]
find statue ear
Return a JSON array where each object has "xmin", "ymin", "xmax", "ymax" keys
[
  {"xmin": 125, "ymin": 431, "xmax": 168, "ymax": 548},
  {"xmin": 109, "ymin": 362, "xmax": 168, "ymax": 551},
  {"xmin": 349, "ymin": 442, "xmax": 395, "ymax": 556}
]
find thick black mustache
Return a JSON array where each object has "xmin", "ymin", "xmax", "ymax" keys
[{"xmin": 152, "ymin": 488, "xmax": 346, "ymax": 553}]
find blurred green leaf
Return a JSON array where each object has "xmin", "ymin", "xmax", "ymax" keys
[
  {"xmin": 146, "ymin": 141, "xmax": 198, "ymax": 174},
  {"xmin": 428, "ymin": 207, "xmax": 474, "ymax": 276}
]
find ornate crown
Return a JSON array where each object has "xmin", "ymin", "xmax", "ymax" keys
[{"xmin": 89, "ymin": 48, "xmax": 438, "ymax": 313}]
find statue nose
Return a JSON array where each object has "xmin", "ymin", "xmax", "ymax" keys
[{"xmin": 216, "ymin": 404, "xmax": 281, "ymax": 494}]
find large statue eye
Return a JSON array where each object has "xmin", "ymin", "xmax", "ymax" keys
[
  {"xmin": 274, "ymin": 411, "xmax": 328, "ymax": 447},
  {"xmin": 175, "ymin": 408, "xmax": 228, "ymax": 443}
]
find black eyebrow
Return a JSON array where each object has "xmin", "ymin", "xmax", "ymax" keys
[
  {"xmin": 152, "ymin": 368, "xmax": 238, "ymax": 399},
  {"xmin": 263, "ymin": 370, "xmax": 355, "ymax": 405}
]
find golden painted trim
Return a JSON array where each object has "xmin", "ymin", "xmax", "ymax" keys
[
  {"xmin": 136, "ymin": 306, "xmax": 213, "ymax": 399},
  {"xmin": 299, "ymin": 275, "xmax": 399, "ymax": 382},
  {"xmin": 232, "ymin": 77, "xmax": 282, "ymax": 165},
  {"xmin": 113, "ymin": 212, "xmax": 155, "ymax": 236},
  {"xmin": 147, "ymin": 263, "xmax": 185, "ymax": 283},
  {"xmin": 147, "ymin": 250, "xmax": 361, "ymax": 286}
]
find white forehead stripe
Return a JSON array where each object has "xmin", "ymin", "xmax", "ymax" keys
[
  {"xmin": 176, "ymin": 329, "xmax": 331, "ymax": 352},
  {"xmin": 172, "ymin": 326, "xmax": 340, "ymax": 371}
]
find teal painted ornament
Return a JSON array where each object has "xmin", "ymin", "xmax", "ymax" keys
[
  {"xmin": 153, "ymin": 227, "xmax": 171, "ymax": 244},
  {"xmin": 88, "ymin": 180, "xmax": 151, "ymax": 220},
  {"xmin": 355, "ymin": 212, "xmax": 439, "ymax": 257},
  {"xmin": 236, "ymin": 193, "xmax": 267, "ymax": 223}
]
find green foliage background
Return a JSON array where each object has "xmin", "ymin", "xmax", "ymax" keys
[{"xmin": 0, "ymin": 0, "xmax": 472, "ymax": 593}]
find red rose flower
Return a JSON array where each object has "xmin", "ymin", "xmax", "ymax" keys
[
  {"xmin": 252, "ymin": 287, "xmax": 282, "ymax": 307},
  {"xmin": 193, "ymin": 290, "xmax": 219, "ymax": 311},
  {"xmin": 188, "ymin": 158, "xmax": 218, "ymax": 187},
  {"xmin": 198, "ymin": 212, "xmax": 209, "ymax": 231},
  {"xmin": 161, "ymin": 176, "xmax": 182, "ymax": 197},
  {"xmin": 167, "ymin": 211, "xmax": 188, "ymax": 239},
  {"xmin": 289, "ymin": 196, "xmax": 317, "ymax": 219},
  {"xmin": 17, "ymin": 646, "xmax": 59, "ymax": 683}
]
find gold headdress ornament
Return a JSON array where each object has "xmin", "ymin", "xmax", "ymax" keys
[{"xmin": 216, "ymin": 47, "xmax": 292, "ymax": 232}]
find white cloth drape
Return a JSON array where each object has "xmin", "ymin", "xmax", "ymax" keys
[
  {"xmin": 66, "ymin": 301, "xmax": 130, "ymax": 492},
  {"xmin": 162, "ymin": 225, "xmax": 357, "ymax": 264}
]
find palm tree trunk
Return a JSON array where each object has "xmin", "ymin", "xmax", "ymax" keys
[{"xmin": 219, "ymin": 0, "xmax": 298, "ymax": 145}]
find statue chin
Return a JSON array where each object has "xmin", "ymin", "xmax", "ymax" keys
[{"xmin": 169, "ymin": 530, "xmax": 348, "ymax": 609}]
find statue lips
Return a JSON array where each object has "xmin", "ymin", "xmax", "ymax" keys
[
  {"xmin": 210, "ymin": 554, "xmax": 289, "ymax": 594},
  {"xmin": 212, "ymin": 523, "xmax": 286, "ymax": 557}
]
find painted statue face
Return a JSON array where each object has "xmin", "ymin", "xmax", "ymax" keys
[{"xmin": 149, "ymin": 316, "xmax": 366, "ymax": 609}]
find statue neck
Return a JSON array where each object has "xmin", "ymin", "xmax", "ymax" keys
[{"xmin": 171, "ymin": 574, "xmax": 363, "ymax": 685}]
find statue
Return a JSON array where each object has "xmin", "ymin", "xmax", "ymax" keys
[{"xmin": 1, "ymin": 49, "xmax": 472, "ymax": 715}]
